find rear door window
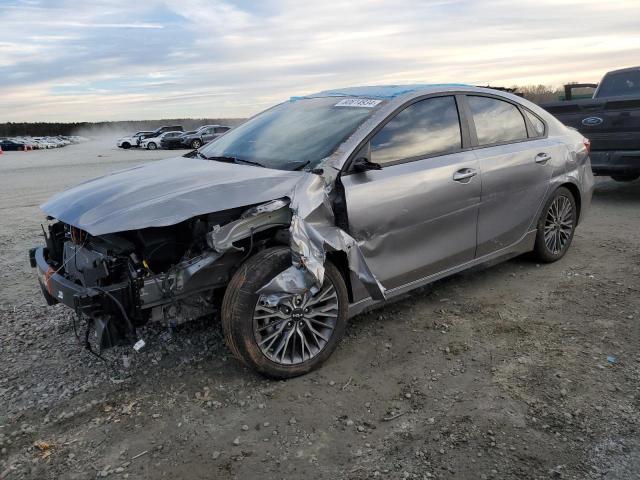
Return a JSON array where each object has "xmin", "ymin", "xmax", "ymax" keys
[
  {"xmin": 371, "ymin": 96, "xmax": 462, "ymax": 164},
  {"xmin": 467, "ymin": 96, "xmax": 527, "ymax": 145}
]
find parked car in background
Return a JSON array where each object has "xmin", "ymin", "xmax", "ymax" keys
[
  {"xmin": 138, "ymin": 125, "xmax": 184, "ymax": 144},
  {"xmin": 31, "ymin": 85, "xmax": 593, "ymax": 378},
  {"xmin": 179, "ymin": 125, "xmax": 230, "ymax": 149},
  {"xmin": 140, "ymin": 131, "xmax": 183, "ymax": 150},
  {"xmin": 117, "ymin": 131, "xmax": 153, "ymax": 149},
  {"xmin": 0, "ymin": 139, "xmax": 27, "ymax": 151},
  {"xmin": 32, "ymin": 138, "xmax": 53, "ymax": 149},
  {"xmin": 13, "ymin": 137, "xmax": 35, "ymax": 150},
  {"xmin": 543, "ymin": 66, "xmax": 640, "ymax": 182},
  {"xmin": 161, "ymin": 130, "xmax": 197, "ymax": 149},
  {"xmin": 0, "ymin": 135, "xmax": 85, "ymax": 150}
]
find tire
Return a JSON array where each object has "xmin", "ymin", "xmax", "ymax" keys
[
  {"xmin": 611, "ymin": 175, "xmax": 639, "ymax": 182},
  {"xmin": 222, "ymin": 247, "xmax": 348, "ymax": 378},
  {"xmin": 532, "ymin": 187, "xmax": 577, "ymax": 263},
  {"xmin": 121, "ymin": 142, "xmax": 131, "ymax": 149},
  {"xmin": 190, "ymin": 139, "xmax": 202, "ymax": 149},
  {"xmin": 147, "ymin": 142, "xmax": 157, "ymax": 150}
]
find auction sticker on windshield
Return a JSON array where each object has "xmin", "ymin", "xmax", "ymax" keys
[{"xmin": 334, "ymin": 98, "xmax": 382, "ymax": 108}]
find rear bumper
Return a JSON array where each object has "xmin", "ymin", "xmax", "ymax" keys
[{"xmin": 590, "ymin": 150, "xmax": 640, "ymax": 176}]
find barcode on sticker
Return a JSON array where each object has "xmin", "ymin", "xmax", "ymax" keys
[{"xmin": 334, "ymin": 98, "xmax": 382, "ymax": 108}]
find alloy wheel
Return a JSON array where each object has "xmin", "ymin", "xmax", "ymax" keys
[
  {"xmin": 543, "ymin": 195, "xmax": 574, "ymax": 255},
  {"xmin": 253, "ymin": 283, "xmax": 339, "ymax": 365}
]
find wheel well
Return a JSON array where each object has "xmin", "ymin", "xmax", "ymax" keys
[
  {"xmin": 560, "ymin": 182, "xmax": 581, "ymax": 223},
  {"xmin": 326, "ymin": 251, "xmax": 354, "ymax": 303}
]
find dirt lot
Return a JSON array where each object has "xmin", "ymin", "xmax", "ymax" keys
[{"xmin": 0, "ymin": 140, "xmax": 639, "ymax": 480}]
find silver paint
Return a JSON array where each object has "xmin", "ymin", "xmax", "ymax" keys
[
  {"xmin": 258, "ymin": 174, "xmax": 386, "ymax": 304},
  {"xmin": 341, "ymin": 150, "xmax": 481, "ymax": 289},
  {"xmin": 40, "ymin": 157, "xmax": 305, "ymax": 236},
  {"xmin": 39, "ymin": 85, "xmax": 595, "ymax": 319}
]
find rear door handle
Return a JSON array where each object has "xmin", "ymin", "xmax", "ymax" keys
[
  {"xmin": 535, "ymin": 153, "xmax": 551, "ymax": 164},
  {"xmin": 453, "ymin": 168, "xmax": 477, "ymax": 182}
]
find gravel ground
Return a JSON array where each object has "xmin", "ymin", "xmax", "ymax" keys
[{"xmin": 0, "ymin": 140, "xmax": 639, "ymax": 480}]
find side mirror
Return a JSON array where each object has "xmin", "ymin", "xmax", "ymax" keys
[{"xmin": 352, "ymin": 156, "xmax": 382, "ymax": 173}]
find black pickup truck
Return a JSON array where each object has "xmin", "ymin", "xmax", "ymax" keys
[{"xmin": 543, "ymin": 66, "xmax": 640, "ymax": 182}]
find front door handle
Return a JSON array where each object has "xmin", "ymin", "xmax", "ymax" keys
[
  {"xmin": 453, "ymin": 168, "xmax": 477, "ymax": 182},
  {"xmin": 535, "ymin": 153, "xmax": 551, "ymax": 164}
]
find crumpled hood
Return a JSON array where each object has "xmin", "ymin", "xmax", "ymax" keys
[{"xmin": 41, "ymin": 156, "xmax": 307, "ymax": 235}]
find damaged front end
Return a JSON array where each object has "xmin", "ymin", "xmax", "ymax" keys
[
  {"xmin": 30, "ymin": 199, "xmax": 293, "ymax": 351},
  {"xmin": 29, "ymin": 94, "xmax": 393, "ymax": 374},
  {"xmin": 258, "ymin": 174, "xmax": 386, "ymax": 305}
]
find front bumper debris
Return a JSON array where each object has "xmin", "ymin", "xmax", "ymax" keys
[
  {"xmin": 31, "ymin": 246, "xmax": 135, "ymax": 349},
  {"xmin": 31, "ymin": 246, "xmax": 131, "ymax": 314}
]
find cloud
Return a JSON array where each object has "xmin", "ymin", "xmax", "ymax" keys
[{"xmin": 0, "ymin": 0, "xmax": 638, "ymax": 121}]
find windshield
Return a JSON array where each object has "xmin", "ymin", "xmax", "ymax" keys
[
  {"xmin": 596, "ymin": 70, "xmax": 640, "ymax": 98},
  {"xmin": 199, "ymin": 96, "xmax": 385, "ymax": 170}
]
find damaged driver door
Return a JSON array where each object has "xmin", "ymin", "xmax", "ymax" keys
[{"xmin": 340, "ymin": 95, "xmax": 481, "ymax": 293}]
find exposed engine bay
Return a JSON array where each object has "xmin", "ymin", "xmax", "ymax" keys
[
  {"xmin": 30, "ymin": 155, "xmax": 387, "ymax": 358},
  {"xmin": 32, "ymin": 199, "xmax": 293, "ymax": 350}
]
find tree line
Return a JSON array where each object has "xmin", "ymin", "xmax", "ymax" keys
[{"xmin": 0, "ymin": 118, "xmax": 245, "ymax": 137}]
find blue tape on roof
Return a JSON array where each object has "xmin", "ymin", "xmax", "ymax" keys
[{"xmin": 291, "ymin": 84, "xmax": 471, "ymax": 101}]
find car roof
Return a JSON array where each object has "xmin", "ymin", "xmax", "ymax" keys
[{"xmin": 298, "ymin": 84, "xmax": 472, "ymax": 101}]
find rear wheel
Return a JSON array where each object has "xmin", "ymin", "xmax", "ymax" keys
[
  {"xmin": 611, "ymin": 175, "xmax": 639, "ymax": 182},
  {"xmin": 147, "ymin": 142, "xmax": 157, "ymax": 150},
  {"xmin": 532, "ymin": 187, "xmax": 577, "ymax": 263},
  {"xmin": 191, "ymin": 139, "xmax": 202, "ymax": 149},
  {"xmin": 222, "ymin": 247, "xmax": 348, "ymax": 378}
]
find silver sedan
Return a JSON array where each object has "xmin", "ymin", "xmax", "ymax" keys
[{"xmin": 33, "ymin": 84, "xmax": 594, "ymax": 378}]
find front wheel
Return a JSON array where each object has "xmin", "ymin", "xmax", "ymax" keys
[
  {"xmin": 532, "ymin": 187, "xmax": 577, "ymax": 263},
  {"xmin": 222, "ymin": 247, "xmax": 348, "ymax": 378},
  {"xmin": 191, "ymin": 139, "xmax": 202, "ymax": 149}
]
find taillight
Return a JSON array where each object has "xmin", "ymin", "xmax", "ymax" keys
[{"xmin": 583, "ymin": 137, "xmax": 591, "ymax": 153}]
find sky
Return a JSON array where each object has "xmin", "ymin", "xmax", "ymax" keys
[{"xmin": 0, "ymin": 0, "xmax": 639, "ymax": 122}]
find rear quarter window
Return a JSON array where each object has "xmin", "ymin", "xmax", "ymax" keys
[{"xmin": 524, "ymin": 110, "xmax": 546, "ymax": 138}]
